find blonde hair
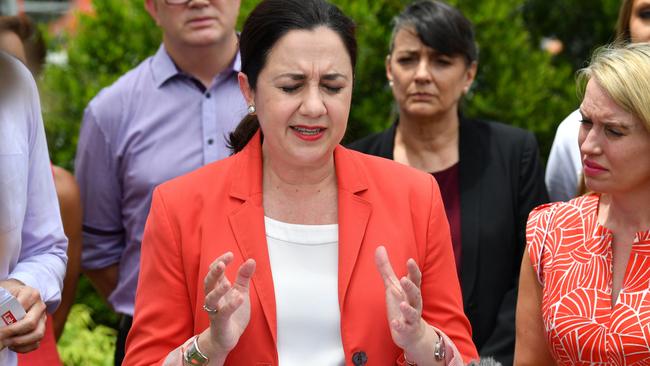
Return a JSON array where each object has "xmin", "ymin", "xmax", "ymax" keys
[
  {"xmin": 616, "ymin": 0, "xmax": 634, "ymax": 41},
  {"xmin": 578, "ymin": 43, "xmax": 650, "ymax": 131}
]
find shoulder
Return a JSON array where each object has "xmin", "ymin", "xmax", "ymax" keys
[
  {"xmin": 155, "ymin": 151, "xmax": 238, "ymax": 204},
  {"xmin": 341, "ymin": 147, "xmax": 435, "ymax": 197},
  {"xmin": 347, "ymin": 128, "xmax": 392, "ymax": 155},
  {"xmin": 553, "ymin": 109, "xmax": 581, "ymax": 143},
  {"xmin": 0, "ymin": 52, "xmax": 38, "ymax": 101},
  {"xmin": 528, "ymin": 194, "xmax": 597, "ymax": 230},
  {"xmin": 86, "ymin": 55, "xmax": 155, "ymax": 119},
  {"xmin": 464, "ymin": 118, "xmax": 535, "ymax": 144}
]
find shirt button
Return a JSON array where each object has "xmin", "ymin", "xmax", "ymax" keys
[
  {"xmin": 352, "ymin": 351, "xmax": 367, "ymax": 365},
  {"xmin": 207, "ymin": 138, "xmax": 214, "ymax": 145},
  {"xmin": 205, "ymin": 92, "xmax": 211, "ymax": 98}
]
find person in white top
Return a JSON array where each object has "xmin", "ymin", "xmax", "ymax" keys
[
  {"xmin": 123, "ymin": 0, "xmax": 478, "ymax": 365},
  {"xmin": 545, "ymin": 0, "xmax": 650, "ymax": 202},
  {"xmin": 0, "ymin": 53, "xmax": 67, "ymax": 365}
]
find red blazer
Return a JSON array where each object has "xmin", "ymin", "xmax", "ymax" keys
[{"xmin": 123, "ymin": 132, "xmax": 478, "ymax": 365}]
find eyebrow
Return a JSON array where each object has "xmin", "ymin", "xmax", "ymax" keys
[
  {"xmin": 273, "ymin": 72, "xmax": 349, "ymax": 81},
  {"xmin": 579, "ymin": 109, "xmax": 632, "ymax": 130}
]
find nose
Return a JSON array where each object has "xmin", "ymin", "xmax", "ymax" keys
[
  {"xmin": 188, "ymin": 0, "xmax": 209, "ymax": 8},
  {"xmin": 414, "ymin": 59, "xmax": 432, "ymax": 83},
  {"xmin": 579, "ymin": 125, "xmax": 603, "ymax": 156},
  {"xmin": 299, "ymin": 85, "xmax": 327, "ymax": 118}
]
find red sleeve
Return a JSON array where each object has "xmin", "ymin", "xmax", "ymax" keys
[
  {"xmin": 123, "ymin": 188, "xmax": 194, "ymax": 366},
  {"xmin": 420, "ymin": 176, "xmax": 479, "ymax": 364}
]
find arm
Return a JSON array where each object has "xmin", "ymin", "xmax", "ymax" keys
[
  {"xmin": 479, "ymin": 131, "xmax": 549, "ymax": 362},
  {"xmin": 375, "ymin": 177, "xmax": 477, "ymax": 365},
  {"xmin": 51, "ymin": 165, "xmax": 83, "ymax": 340},
  {"xmin": 83, "ymin": 266, "xmax": 118, "ymax": 302},
  {"xmin": 0, "ymin": 63, "xmax": 66, "ymax": 352},
  {"xmin": 514, "ymin": 254, "xmax": 555, "ymax": 365},
  {"xmin": 419, "ymin": 176, "xmax": 477, "ymax": 364},
  {"xmin": 8, "ymin": 65, "xmax": 67, "ymax": 312},
  {"xmin": 123, "ymin": 189, "xmax": 256, "ymax": 366},
  {"xmin": 75, "ymin": 105, "xmax": 125, "ymax": 303}
]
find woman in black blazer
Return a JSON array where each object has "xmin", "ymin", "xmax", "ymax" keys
[{"xmin": 349, "ymin": 1, "xmax": 548, "ymax": 365}]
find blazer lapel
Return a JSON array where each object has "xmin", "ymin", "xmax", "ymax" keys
[
  {"xmin": 334, "ymin": 147, "xmax": 371, "ymax": 309},
  {"xmin": 458, "ymin": 118, "xmax": 483, "ymax": 306},
  {"xmin": 228, "ymin": 132, "xmax": 277, "ymax": 345}
]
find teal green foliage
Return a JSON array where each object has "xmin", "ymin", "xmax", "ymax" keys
[{"xmin": 57, "ymin": 303, "xmax": 117, "ymax": 365}]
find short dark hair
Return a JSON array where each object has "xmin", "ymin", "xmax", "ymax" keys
[
  {"xmin": 389, "ymin": 0, "xmax": 477, "ymax": 65},
  {"xmin": 229, "ymin": 0, "xmax": 357, "ymax": 153},
  {"xmin": 0, "ymin": 15, "xmax": 46, "ymax": 75}
]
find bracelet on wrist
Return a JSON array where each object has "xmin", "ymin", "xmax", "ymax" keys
[
  {"xmin": 182, "ymin": 335, "xmax": 210, "ymax": 366},
  {"xmin": 404, "ymin": 329, "xmax": 446, "ymax": 365}
]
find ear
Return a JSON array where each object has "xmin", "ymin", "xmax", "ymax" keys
[
  {"xmin": 144, "ymin": 0, "xmax": 160, "ymax": 25},
  {"xmin": 385, "ymin": 54, "xmax": 393, "ymax": 84},
  {"xmin": 463, "ymin": 61, "xmax": 478, "ymax": 94},
  {"xmin": 238, "ymin": 72, "xmax": 255, "ymax": 106}
]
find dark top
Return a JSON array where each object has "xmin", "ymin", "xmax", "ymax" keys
[
  {"xmin": 349, "ymin": 118, "xmax": 549, "ymax": 366},
  {"xmin": 431, "ymin": 163, "xmax": 461, "ymax": 278}
]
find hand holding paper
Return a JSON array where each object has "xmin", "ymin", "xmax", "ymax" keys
[{"xmin": 0, "ymin": 280, "xmax": 46, "ymax": 353}]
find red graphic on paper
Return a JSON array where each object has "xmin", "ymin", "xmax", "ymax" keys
[{"xmin": 2, "ymin": 311, "xmax": 17, "ymax": 325}]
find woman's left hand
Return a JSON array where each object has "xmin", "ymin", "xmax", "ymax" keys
[{"xmin": 374, "ymin": 245, "xmax": 427, "ymax": 350}]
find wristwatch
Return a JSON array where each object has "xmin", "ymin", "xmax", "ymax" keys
[
  {"xmin": 183, "ymin": 335, "xmax": 210, "ymax": 366},
  {"xmin": 404, "ymin": 331, "xmax": 446, "ymax": 365},
  {"xmin": 433, "ymin": 331, "xmax": 446, "ymax": 361}
]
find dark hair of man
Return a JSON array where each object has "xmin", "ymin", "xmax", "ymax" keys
[
  {"xmin": 389, "ymin": 0, "xmax": 478, "ymax": 65},
  {"xmin": 228, "ymin": 0, "xmax": 357, "ymax": 153},
  {"xmin": 0, "ymin": 15, "xmax": 46, "ymax": 75}
]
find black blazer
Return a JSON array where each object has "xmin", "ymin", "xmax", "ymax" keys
[{"xmin": 349, "ymin": 118, "xmax": 549, "ymax": 366}]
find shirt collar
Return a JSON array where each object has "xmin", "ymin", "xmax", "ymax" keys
[
  {"xmin": 151, "ymin": 44, "xmax": 242, "ymax": 89},
  {"xmin": 151, "ymin": 44, "xmax": 181, "ymax": 89}
]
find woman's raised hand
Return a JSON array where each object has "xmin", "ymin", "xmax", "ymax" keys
[
  {"xmin": 201, "ymin": 252, "xmax": 256, "ymax": 359},
  {"xmin": 374, "ymin": 246, "xmax": 428, "ymax": 350}
]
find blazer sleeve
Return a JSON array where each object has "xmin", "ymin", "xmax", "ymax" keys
[
  {"xmin": 123, "ymin": 188, "xmax": 194, "ymax": 366},
  {"xmin": 420, "ymin": 175, "xmax": 479, "ymax": 364},
  {"xmin": 478, "ymin": 131, "xmax": 549, "ymax": 364}
]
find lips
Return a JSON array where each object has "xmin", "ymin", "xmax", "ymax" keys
[
  {"xmin": 291, "ymin": 126, "xmax": 324, "ymax": 135},
  {"xmin": 583, "ymin": 159, "xmax": 607, "ymax": 177},
  {"xmin": 290, "ymin": 125, "xmax": 326, "ymax": 141},
  {"xmin": 187, "ymin": 17, "xmax": 216, "ymax": 27}
]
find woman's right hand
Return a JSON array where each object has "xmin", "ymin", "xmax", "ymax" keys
[{"xmin": 198, "ymin": 252, "xmax": 256, "ymax": 361}]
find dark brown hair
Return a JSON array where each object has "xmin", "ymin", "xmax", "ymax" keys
[
  {"xmin": 389, "ymin": 0, "xmax": 478, "ymax": 65},
  {"xmin": 228, "ymin": 0, "xmax": 357, "ymax": 153},
  {"xmin": 0, "ymin": 15, "xmax": 46, "ymax": 75}
]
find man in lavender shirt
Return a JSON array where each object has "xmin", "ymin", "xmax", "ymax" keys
[
  {"xmin": 74, "ymin": 1, "xmax": 246, "ymax": 363},
  {"xmin": 0, "ymin": 52, "xmax": 68, "ymax": 366}
]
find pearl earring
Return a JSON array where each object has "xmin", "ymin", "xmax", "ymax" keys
[
  {"xmin": 248, "ymin": 105, "xmax": 256, "ymax": 114},
  {"xmin": 388, "ymin": 80, "xmax": 394, "ymax": 87}
]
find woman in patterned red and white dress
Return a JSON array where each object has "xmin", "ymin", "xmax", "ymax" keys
[{"xmin": 515, "ymin": 43, "xmax": 650, "ymax": 366}]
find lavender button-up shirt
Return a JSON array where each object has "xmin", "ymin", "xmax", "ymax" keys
[
  {"xmin": 75, "ymin": 45, "xmax": 247, "ymax": 316},
  {"xmin": 0, "ymin": 54, "xmax": 67, "ymax": 366}
]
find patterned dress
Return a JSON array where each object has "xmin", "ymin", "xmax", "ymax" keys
[{"xmin": 527, "ymin": 194, "xmax": 650, "ymax": 365}]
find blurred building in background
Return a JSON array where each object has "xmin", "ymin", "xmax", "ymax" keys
[{"xmin": 0, "ymin": 0, "xmax": 91, "ymax": 33}]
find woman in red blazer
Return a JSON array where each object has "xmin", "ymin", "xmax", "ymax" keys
[{"xmin": 123, "ymin": 1, "xmax": 477, "ymax": 365}]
